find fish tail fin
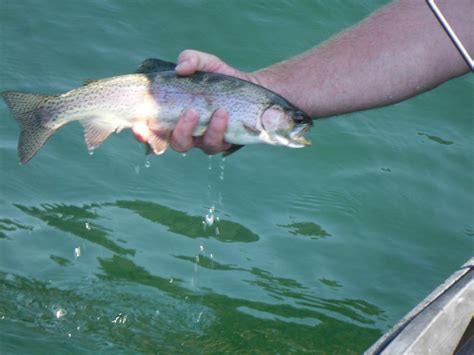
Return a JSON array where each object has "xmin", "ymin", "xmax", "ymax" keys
[{"xmin": 1, "ymin": 91, "xmax": 55, "ymax": 164}]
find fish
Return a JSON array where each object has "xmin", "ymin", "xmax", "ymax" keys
[{"xmin": 1, "ymin": 58, "xmax": 313, "ymax": 164}]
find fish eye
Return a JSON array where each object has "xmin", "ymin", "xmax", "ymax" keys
[{"xmin": 292, "ymin": 111, "xmax": 306, "ymax": 123}]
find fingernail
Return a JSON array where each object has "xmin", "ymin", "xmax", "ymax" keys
[{"xmin": 175, "ymin": 60, "xmax": 189, "ymax": 72}]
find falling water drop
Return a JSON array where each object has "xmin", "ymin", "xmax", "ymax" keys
[
  {"xmin": 52, "ymin": 306, "xmax": 67, "ymax": 319},
  {"xmin": 208, "ymin": 155, "xmax": 213, "ymax": 170},
  {"xmin": 144, "ymin": 160, "xmax": 151, "ymax": 168},
  {"xmin": 88, "ymin": 148, "xmax": 95, "ymax": 156},
  {"xmin": 74, "ymin": 247, "xmax": 81, "ymax": 258},
  {"xmin": 85, "ymin": 222, "xmax": 91, "ymax": 230},
  {"xmin": 219, "ymin": 157, "xmax": 226, "ymax": 180},
  {"xmin": 196, "ymin": 311, "xmax": 203, "ymax": 323},
  {"xmin": 204, "ymin": 206, "xmax": 215, "ymax": 227}
]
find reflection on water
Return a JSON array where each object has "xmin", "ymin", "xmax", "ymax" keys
[
  {"xmin": 49, "ymin": 255, "xmax": 72, "ymax": 267},
  {"xmin": 175, "ymin": 254, "xmax": 244, "ymax": 272},
  {"xmin": 112, "ymin": 200, "xmax": 259, "ymax": 243},
  {"xmin": 5, "ymin": 199, "xmax": 384, "ymax": 352},
  {"xmin": 0, "ymin": 271, "xmax": 210, "ymax": 353},
  {"xmin": 281, "ymin": 221, "xmax": 331, "ymax": 239},
  {"xmin": 95, "ymin": 254, "xmax": 383, "ymax": 353},
  {"xmin": 418, "ymin": 132, "xmax": 454, "ymax": 145},
  {"xmin": 320, "ymin": 278, "xmax": 342, "ymax": 289},
  {"xmin": 0, "ymin": 218, "xmax": 33, "ymax": 239},
  {"xmin": 15, "ymin": 203, "xmax": 136, "ymax": 256}
]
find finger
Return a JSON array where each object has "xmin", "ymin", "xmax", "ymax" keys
[
  {"xmin": 170, "ymin": 110, "xmax": 200, "ymax": 152},
  {"xmin": 195, "ymin": 108, "xmax": 232, "ymax": 155},
  {"xmin": 176, "ymin": 49, "xmax": 236, "ymax": 76}
]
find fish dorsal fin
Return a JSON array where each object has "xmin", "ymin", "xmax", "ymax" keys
[
  {"xmin": 83, "ymin": 79, "xmax": 99, "ymax": 86},
  {"xmin": 135, "ymin": 58, "xmax": 177, "ymax": 74}
]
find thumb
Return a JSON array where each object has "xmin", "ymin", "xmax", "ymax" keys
[{"xmin": 175, "ymin": 49, "xmax": 246, "ymax": 79}]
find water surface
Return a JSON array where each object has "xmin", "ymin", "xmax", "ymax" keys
[{"xmin": 1, "ymin": 0, "xmax": 473, "ymax": 353}]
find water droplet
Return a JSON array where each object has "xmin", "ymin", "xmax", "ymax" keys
[
  {"xmin": 219, "ymin": 157, "xmax": 226, "ymax": 180},
  {"xmin": 181, "ymin": 153, "xmax": 187, "ymax": 158},
  {"xmin": 199, "ymin": 244, "xmax": 204, "ymax": 253},
  {"xmin": 111, "ymin": 313, "xmax": 127, "ymax": 324},
  {"xmin": 208, "ymin": 155, "xmax": 213, "ymax": 170},
  {"xmin": 74, "ymin": 247, "xmax": 81, "ymax": 258},
  {"xmin": 88, "ymin": 148, "xmax": 95, "ymax": 156},
  {"xmin": 53, "ymin": 307, "xmax": 66, "ymax": 319},
  {"xmin": 210, "ymin": 253, "xmax": 214, "ymax": 260},
  {"xmin": 204, "ymin": 206, "xmax": 215, "ymax": 227},
  {"xmin": 85, "ymin": 222, "xmax": 91, "ymax": 230},
  {"xmin": 134, "ymin": 165, "xmax": 140, "ymax": 175},
  {"xmin": 144, "ymin": 160, "xmax": 151, "ymax": 168},
  {"xmin": 68, "ymin": 333, "xmax": 72, "ymax": 338},
  {"xmin": 196, "ymin": 311, "xmax": 203, "ymax": 323},
  {"xmin": 169, "ymin": 277, "xmax": 174, "ymax": 284}
]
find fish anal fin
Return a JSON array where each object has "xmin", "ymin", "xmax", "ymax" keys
[
  {"xmin": 83, "ymin": 121, "xmax": 114, "ymax": 149},
  {"xmin": 223, "ymin": 145, "xmax": 244, "ymax": 157},
  {"xmin": 135, "ymin": 58, "xmax": 177, "ymax": 74},
  {"xmin": 147, "ymin": 129, "xmax": 171, "ymax": 155}
]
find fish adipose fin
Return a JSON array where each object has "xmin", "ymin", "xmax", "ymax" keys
[
  {"xmin": 1, "ymin": 91, "xmax": 56, "ymax": 164},
  {"xmin": 135, "ymin": 58, "xmax": 177, "ymax": 74}
]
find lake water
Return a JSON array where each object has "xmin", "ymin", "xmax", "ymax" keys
[{"xmin": 0, "ymin": 0, "xmax": 472, "ymax": 353}]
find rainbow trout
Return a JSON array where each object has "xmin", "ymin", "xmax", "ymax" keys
[{"xmin": 1, "ymin": 58, "xmax": 312, "ymax": 164}]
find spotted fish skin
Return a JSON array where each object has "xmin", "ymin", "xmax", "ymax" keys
[{"xmin": 1, "ymin": 58, "xmax": 312, "ymax": 164}]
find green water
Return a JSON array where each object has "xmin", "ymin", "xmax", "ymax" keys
[{"xmin": 0, "ymin": 1, "xmax": 472, "ymax": 353}]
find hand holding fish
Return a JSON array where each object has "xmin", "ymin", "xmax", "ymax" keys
[
  {"xmin": 129, "ymin": 50, "xmax": 267, "ymax": 155},
  {"xmin": 164, "ymin": 50, "xmax": 257, "ymax": 155}
]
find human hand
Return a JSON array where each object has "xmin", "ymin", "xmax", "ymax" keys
[
  {"xmin": 171, "ymin": 50, "xmax": 258, "ymax": 155},
  {"xmin": 132, "ymin": 50, "xmax": 257, "ymax": 154}
]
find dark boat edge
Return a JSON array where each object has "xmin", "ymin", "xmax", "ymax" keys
[{"xmin": 365, "ymin": 257, "xmax": 474, "ymax": 354}]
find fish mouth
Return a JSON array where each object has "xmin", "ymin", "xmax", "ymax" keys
[{"xmin": 288, "ymin": 123, "xmax": 312, "ymax": 147}]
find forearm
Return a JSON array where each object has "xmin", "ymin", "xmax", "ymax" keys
[{"xmin": 252, "ymin": 0, "xmax": 473, "ymax": 118}]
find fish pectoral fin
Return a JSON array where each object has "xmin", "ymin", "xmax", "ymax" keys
[
  {"xmin": 135, "ymin": 58, "xmax": 177, "ymax": 74},
  {"xmin": 147, "ymin": 130, "xmax": 171, "ymax": 155},
  {"xmin": 82, "ymin": 121, "xmax": 115, "ymax": 149},
  {"xmin": 223, "ymin": 145, "xmax": 244, "ymax": 157}
]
